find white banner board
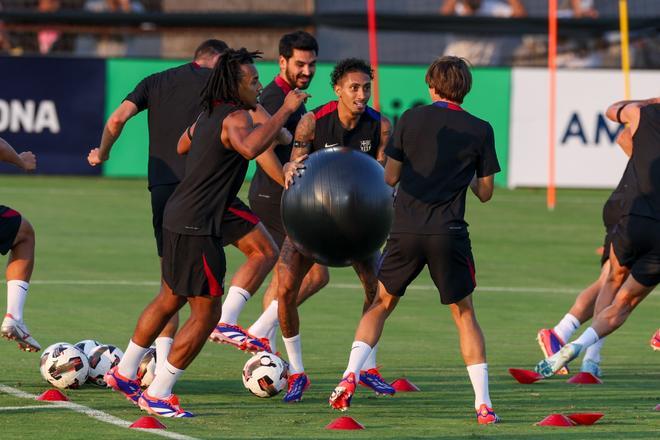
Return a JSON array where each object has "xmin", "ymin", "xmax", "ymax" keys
[{"xmin": 509, "ymin": 68, "xmax": 659, "ymax": 188}]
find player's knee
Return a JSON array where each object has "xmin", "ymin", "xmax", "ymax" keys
[{"xmin": 310, "ymin": 266, "xmax": 330, "ymax": 291}]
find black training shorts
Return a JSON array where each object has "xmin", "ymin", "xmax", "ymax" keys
[
  {"xmin": 151, "ymin": 183, "xmax": 259, "ymax": 256},
  {"xmin": 161, "ymin": 229, "xmax": 226, "ymax": 297},
  {"xmin": 612, "ymin": 215, "xmax": 660, "ymax": 287},
  {"xmin": 378, "ymin": 233, "xmax": 476, "ymax": 304},
  {"xmin": 249, "ymin": 197, "xmax": 285, "ymax": 248},
  {"xmin": 0, "ymin": 206, "xmax": 21, "ymax": 256},
  {"xmin": 600, "ymin": 228, "xmax": 613, "ymax": 267}
]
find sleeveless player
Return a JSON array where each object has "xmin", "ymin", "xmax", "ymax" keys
[
  {"xmin": 104, "ymin": 49, "xmax": 309, "ymax": 417},
  {"xmin": 328, "ymin": 56, "xmax": 502, "ymax": 424},
  {"xmin": 536, "ymin": 97, "xmax": 660, "ymax": 378}
]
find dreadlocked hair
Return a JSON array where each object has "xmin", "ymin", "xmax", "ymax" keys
[{"xmin": 201, "ymin": 48, "xmax": 263, "ymax": 114}]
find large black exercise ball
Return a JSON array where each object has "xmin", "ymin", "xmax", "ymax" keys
[{"xmin": 281, "ymin": 147, "xmax": 393, "ymax": 267}]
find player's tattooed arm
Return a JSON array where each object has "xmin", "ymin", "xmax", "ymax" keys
[
  {"xmin": 283, "ymin": 112, "xmax": 315, "ymax": 188},
  {"xmin": 377, "ymin": 116, "xmax": 392, "ymax": 166}
]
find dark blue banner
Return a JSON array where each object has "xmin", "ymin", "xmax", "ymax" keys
[{"xmin": 0, "ymin": 57, "xmax": 105, "ymax": 175}]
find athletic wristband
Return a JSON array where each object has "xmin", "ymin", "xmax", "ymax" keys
[
  {"xmin": 293, "ymin": 140, "xmax": 312, "ymax": 149},
  {"xmin": 616, "ymin": 103, "xmax": 629, "ymax": 124}
]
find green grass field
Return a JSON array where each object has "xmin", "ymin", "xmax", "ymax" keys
[{"xmin": 0, "ymin": 176, "xmax": 658, "ymax": 439}]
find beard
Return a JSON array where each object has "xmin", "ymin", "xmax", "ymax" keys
[{"xmin": 285, "ymin": 69, "xmax": 312, "ymax": 90}]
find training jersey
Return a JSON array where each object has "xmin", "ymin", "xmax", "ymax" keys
[
  {"xmin": 124, "ymin": 62, "xmax": 211, "ymax": 188},
  {"xmin": 163, "ymin": 102, "xmax": 247, "ymax": 237},
  {"xmin": 310, "ymin": 101, "xmax": 381, "ymax": 159},
  {"xmin": 602, "ymin": 159, "xmax": 634, "ymax": 229},
  {"xmin": 386, "ymin": 101, "xmax": 500, "ymax": 235},
  {"xmin": 248, "ymin": 76, "xmax": 307, "ymax": 203},
  {"xmin": 628, "ymin": 104, "xmax": 660, "ymax": 220}
]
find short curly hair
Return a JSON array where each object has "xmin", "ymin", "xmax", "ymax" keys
[{"xmin": 330, "ymin": 58, "xmax": 373, "ymax": 86}]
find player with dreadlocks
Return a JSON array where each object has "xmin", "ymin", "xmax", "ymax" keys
[{"xmin": 105, "ymin": 48, "xmax": 310, "ymax": 418}]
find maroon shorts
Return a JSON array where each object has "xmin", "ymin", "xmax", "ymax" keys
[{"xmin": 0, "ymin": 206, "xmax": 21, "ymax": 256}]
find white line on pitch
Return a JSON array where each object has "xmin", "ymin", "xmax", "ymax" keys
[
  {"xmin": 0, "ymin": 404, "xmax": 65, "ymax": 411},
  {"xmin": 19, "ymin": 279, "xmax": 580, "ymax": 294},
  {"xmin": 0, "ymin": 384, "xmax": 200, "ymax": 440}
]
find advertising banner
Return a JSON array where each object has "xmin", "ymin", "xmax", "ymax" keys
[
  {"xmin": 509, "ymin": 68, "xmax": 658, "ymax": 188},
  {"xmin": 0, "ymin": 57, "xmax": 105, "ymax": 175}
]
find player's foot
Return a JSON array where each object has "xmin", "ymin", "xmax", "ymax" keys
[
  {"xmin": 476, "ymin": 404, "xmax": 501, "ymax": 424},
  {"xmin": 535, "ymin": 342, "xmax": 582, "ymax": 378},
  {"xmin": 1, "ymin": 314, "xmax": 41, "ymax": 352},
  {"xmin": 104, "ymin": 366, "xmax": 142, "ymax": 404},
  {"xmin": 359, "ymin": 368, "xmax": 395, "ymax": 396},
  {"xmin": 243, "ymin": 335, "xmax": 273, "ymax": 354},
  {"xmin": 138, "ymin": 391, "xmax": 194, "ymax": 418},
  {"xmin": 536, "ymin": 328, "xmax": 569, "ymax": 374},
  {"xmin": 329, "ymin": 373, "xmax": 357, "ymax": 411},
  {"xmin": 283, "ymin": 372, "xmax": 310, "ymax": 403},
  {"xmin": 650, "ymin": 329, "xmax": 660, "ymax": 351},
  {"xmin": 580, "ymin": 359, "xmax": 602, "ymax": 378},
  {"xmin": 208, "ymin": 323, "xmax": 249, "ymax": 350}
]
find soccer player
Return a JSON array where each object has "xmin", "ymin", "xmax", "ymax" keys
[
  {"xmin": 535, "ymin": 97, "xmax": 660, "ymax": 378},
  {"xmin": 247, "ymin": 58, "xmax": 394, "ymax": 403},
  {"xmin": 104, "ymin": 48, "xmax": 309, "ymax": 417},
  {"xmin": 87, "ymin": 39, "xmax": 280, "ymax": 366},
  {"xmin": 0, "ymin": 137, "xmax": 40, "ymax": 353},
  {"xmin": 328, "ymin": 56, "xmax": 502, "ymax": 424},
  {"xmin": 536, "ymin": 126, "xmax": 634, "ymax": 377},
  {"xmin": 210, "ymin": 31, "xmax": 329, "ymax": 352}
]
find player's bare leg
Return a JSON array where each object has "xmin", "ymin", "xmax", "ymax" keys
[
  {"xmin": 2, "ymin": 217, "xmax": 40, "ymax": 352},
  {"xmin": 277, "ymin": 238, "xmax": 314, "ymax": 402},
  {"xmin": 210, "ymin": 223, "xmax": 278, "ymax": 352}
]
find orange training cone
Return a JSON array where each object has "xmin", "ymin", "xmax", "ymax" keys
[
  {"xmin": 509, "ymin": 368, "xmax": 544, "ymax": 384},
  {"xmin": 130, "ymin": 416, "xmax": 167, "ymax": 429},
  {"xmin": 567, "ymin": 372, "xmax": 602, "ymax": 384},
  {"xmin": 536, "ymin": 414, "xmax": 575, "ymax": 427},
  {"xmin": 390, "ymin": 378, "xmax": 420, "ymax": 392},
  {"xmin": 566, "ymin": 413, "xmax": 604, "ymax": 425},
  {"xmin": 325, "ymin": 416, "xmax": 365, "ymax": 430},
  {"xmin": 35, "ymin": 389, "xmax": 69, "ymax": 401}
]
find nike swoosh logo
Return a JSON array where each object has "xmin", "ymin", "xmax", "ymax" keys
[{"xmin": 324, "ymin": 143, "xmax": 339, "ymax": 148}]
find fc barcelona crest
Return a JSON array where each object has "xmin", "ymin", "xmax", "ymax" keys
[{"xmin": 360, "ymin": 140, "xmax": 372, "ymax": 152}]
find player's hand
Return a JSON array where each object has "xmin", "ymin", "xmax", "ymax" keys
[
  {"xmin": 282, "ymin": 88, "xmax": 311, "ymax": 114},
  {"xmin": 87, "ymin": 148, "xmax": 108, "ymax": 166},
  {"xmin": 277, "ymin": 127, "xmax": 293, "ymax": 146},
  {"xmin": 18, "ymin": 151, "xmax": 36, "ymax": 171},
  {"xmin": 283, "ymin": 155, "xmax": 308, "ymax": 189}
]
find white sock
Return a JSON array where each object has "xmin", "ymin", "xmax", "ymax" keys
[
  {"xmin": 118, "ymin": 340, "xmax": 149, "ymax": 380},
  {"xmin": 343, "ymin": 341, "xmax": 372, "ymax": 378},
  {"xmin": 282, "ymin": 334, "xmax": 304, "ymax": 374},
  {"xmin": 6, "ymin": 280, "xmax": 29, "ymax": 322},
  {"xmin": 147, "ymin": 360, "xmax": 184, "ymax": 399},
  {"xmin": 573, "ymin": 327, "xmax": 599, "ymax": 353},
  {"xmin": 582, "ymin": 337, "xmax": 605, "ymax": 364},
  {"xmin": 266, "ymin": 323, "xmax": 278, "ymax": 353},
  {"xmin": 154, "ymin": 337, "xmax": 173, "ymax": 376},
  {"xmin": 361, "ymin": 342, "xmax": 378, "ymax": 370},
  {"xmin": 248, "ymin": 300, "xmax": 278, "ymax": 338},
  {"xmin": 466, "ymin": 363, "xmax": 492, "ymax": 409},
  {"xmin": 219, "ymin": 286, "xmax": 251, "ymax": 325},
  {"xmin": 553, "ymin": 313, "xmax": 581, "ymax": 343}
]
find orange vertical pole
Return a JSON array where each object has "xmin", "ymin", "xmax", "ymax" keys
[
  {"xmin": 366, "ymin": 0, "xmax": 381, "ymax": 111},
  {"xmin": 547, "ymin": 0, "xmax": 557, "ymax": 210}
]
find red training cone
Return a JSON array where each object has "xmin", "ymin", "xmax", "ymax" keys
[
  {"xmin": 390, "ymin": 378, "xmax": 420, "ymax": 392},
  {"xmin": 536, "ymin": 414, "xmax": 575, "ymax": 427},
  {"xmin": 655, "ymin": 404, "xmax": 660, "ymax": 411},
  {"xmin": 129, "ymin": 416, "xmax": 167, "ymax": 430},
  {"xmin": 567, "ymin": 372, "xmax": 602, "ymax": 384},
  {"xmin": 35, "ymin": 389, "xmax": 69, "ymax": 401},
  {"xmin": 566, "ymin": 413, "xmax": 604, "ymax": 425},
  {"xmin": 325, "ymin": 416, "xmax": 365, "ymax": 430},
  {"xmin": 508, "ymin": 368, "xmax": 544, "ymax": 384}
]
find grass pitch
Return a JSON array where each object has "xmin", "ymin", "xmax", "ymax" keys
[{"xmin": 0, "ymin": 176, "xmax": 658, "ymax": 439}]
